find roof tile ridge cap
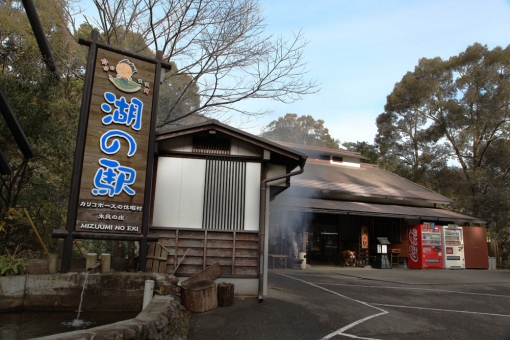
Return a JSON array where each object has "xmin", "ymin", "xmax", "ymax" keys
[
  {"xmin": 377, "ymin": 168, "xmax": 453, "ymax": 201},
  {"xmin": 270, "ymin": 140, "xmax": 362, "ymax": 156}
]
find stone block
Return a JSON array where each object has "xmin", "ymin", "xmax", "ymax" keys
[{"xmin": 122, "ymin": 328, "xmax": 136, "ymax": 339}]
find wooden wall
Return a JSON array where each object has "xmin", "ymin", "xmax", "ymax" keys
[
  {"xmin": 153, "ymin": 229, "xmax": 259, "ymax": 277},
  {"xmin": 387, "ymin": 221, "xmax": 409, "ymax": 257}
]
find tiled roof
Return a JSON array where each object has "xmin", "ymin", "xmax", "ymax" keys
[{"xmin": 291, "ymin": 161, "xmax": 453, "ymax": 204}]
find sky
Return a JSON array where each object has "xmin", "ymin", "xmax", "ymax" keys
[{"xmin": 233, "ymin": 0, "xmax": 510, "ymax": 144}]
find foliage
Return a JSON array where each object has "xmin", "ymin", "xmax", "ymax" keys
[
  {"xmin": 66, "ymin": 0, "xmax": 318, "ymax": 128},
  {"xmin": 156, "ymin": 62, "xmax": 203, "ymax": 128},
  {"xmin": 0, "ymin": 245, "xmax": 27, "ymax": 275},
  {"xmin": 0, "ymin": 0, "xmax": 81, "ymax": 257},
  {"xmin": 342, "ymin": 141, "xmax": 380, "ymax": 164},
  {"xmin": 376, "ymin": 43, "xmax": 510, "ymax": 266},
  {"xmin": 0, "ymin": 255, "xmax": 26, "ymax": 275},
  {"xmin": 260, "ymin": 113, "xmax": 340, "ymax": 149},
  {"xmin": 74, "ymin": 23, "xmax": 203, "ymax": 129}
]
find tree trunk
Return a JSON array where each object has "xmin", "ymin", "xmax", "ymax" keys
[
  {"xmin": 181, "ymin": 280, "xmax": 217, "ymax": 313},
  {"xmin": 217, "ymin": 282, "xmax": 234, "ymax": 307}
]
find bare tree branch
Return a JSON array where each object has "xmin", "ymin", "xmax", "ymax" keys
[{"xmin": 69, "ymin": 0, "xmax": 319, "ymax": 128}]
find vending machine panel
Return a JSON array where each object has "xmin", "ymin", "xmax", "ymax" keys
[
  {"xmin": 408, "ymin": 223, "xmax": 444, "ymax": 269},
  {"xmin": 442, "ymin": 225, "xmax": 464, "ymax": 269}
]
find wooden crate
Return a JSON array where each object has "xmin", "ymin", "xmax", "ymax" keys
[{"xmin": 146, "ymin": 242, "xmax": 169, "ymax": 273}]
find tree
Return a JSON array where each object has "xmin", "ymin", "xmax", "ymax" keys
[
  {"xmin": 67, "ymin": 0, "xmax": 318, "ymax": 128},
  {"xmin": 157, "ymin": 62, "xmax": 204, "ymax": 128},
  {"xmin": 376, "ymin": 43, "xmax": 510, "ymax": 265},
  {"xmin": 260, "ymin": 113, "xmax": 340, "ymax": 149},
  {"xmin": 73, "ymin": 23, "xmax": 203, "ymax": 128},
  {"xmin": 0, "ymin": 0, "xmax": 82, "ymax": 257},
  {"xmin": 342, "ymin": 141, "xmax": 379, "ymax": 164}
]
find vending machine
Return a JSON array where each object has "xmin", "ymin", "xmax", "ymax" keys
[
  {"xmin": 408, "ymin": 223, "xmax": 443, "ymax": 269},
  {"xmin": 442, "ymin": 225, "xmax": 465, "ymax": 269}
]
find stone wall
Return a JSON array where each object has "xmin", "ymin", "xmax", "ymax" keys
[
  {"xmin": 0, "ymin": 272, "xmax": 179, "ymax": 312},
  {"xmin": 0, "ymin": 272, "xmax": 188, "ymax": 339},
  {"xmin": 33, "ymin": 295, "xmax": 189, "ymax": 340}
]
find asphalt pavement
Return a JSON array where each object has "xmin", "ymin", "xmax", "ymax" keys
[{"xmin": 187, "ymin": 266, "xmax": 510, "ymax": 340}]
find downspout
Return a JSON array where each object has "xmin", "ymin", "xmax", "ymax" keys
[{"xmin": 258, "ymin": 158, "xmax": 306, "ymax": 302}]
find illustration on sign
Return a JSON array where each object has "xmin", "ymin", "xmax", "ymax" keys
[{"xmin": 101, "ymin": 58, "xmax": 151, "ymax": 95}]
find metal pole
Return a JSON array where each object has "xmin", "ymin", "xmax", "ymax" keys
[{"xmin": 21, "ymin": 0, "xmax": 58, "ymax": 76}]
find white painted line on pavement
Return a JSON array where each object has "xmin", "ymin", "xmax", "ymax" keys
[
  {"xmin": 308, "ymin": 282, "xmax": 510, "ymax": 298},
  {"xmin": 370, "ymin": 303, "xmax": 510, "ymax": 317},
  {"xmin": 277, "ymin": 273, "xmax": 388, "ymax": 340},
  {"xmin": 320, "ymin": 312, "xmax": 388, "ymax": 340}
]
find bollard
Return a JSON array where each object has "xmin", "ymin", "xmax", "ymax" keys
[
  {"xmin": 100, "ymin": 254, "xmax": 111, "ymax": 274},
  {"xmin": 48, "ymin": 254, "xmax": 58, "ymax": 274},
  {"xmin": 142, "ymin": 280, "xmax": 155, "ymax": 310},
  {"xmin": 86, "ymin": 253, "xmax": 98, "ymax": 273}
]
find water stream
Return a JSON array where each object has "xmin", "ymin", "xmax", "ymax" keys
[
  {"xmin": 0, "ymin": 271, "xmax": 139, "ymax": 339},
  {"xmin": 62, "ymin": 271, "xmax": 92, "ymax": 328}
]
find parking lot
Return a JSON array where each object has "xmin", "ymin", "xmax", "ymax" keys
[{"xmin": 188, "ymin": 267, "xmax": 510, "ymax": 340}]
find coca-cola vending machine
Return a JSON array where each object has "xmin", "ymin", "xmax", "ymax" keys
[{"xmin": 408, "ymin": 223, "xmax": 443, "ymax": 269}]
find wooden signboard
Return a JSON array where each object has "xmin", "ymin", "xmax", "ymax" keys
[
  {"xmin": 55, "ymin": 30, "xmax": 172, "ymax": 273},
  {"xmin": 361, "ymin": 226, "xmax": 368, "ymax": 249},
  {"xmin": 75, "ymin": 49, "xmax": 156, "ymax": 235}
]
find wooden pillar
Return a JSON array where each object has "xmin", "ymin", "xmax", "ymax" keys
[{"xmin": 61, "ymin": 30, "xmax": 99, "ymax": 273}]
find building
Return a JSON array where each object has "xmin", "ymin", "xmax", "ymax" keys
[
  {"xmin": 269, "ymin": 142, "xmax": 486, "ymax": 267},
  {"xmin": 150, "ymin": 120, "xmax": 306, "ymax": 298},
  {"xmin": 149, "ymin": 122, "xmax": 486, "ymax": 298}
]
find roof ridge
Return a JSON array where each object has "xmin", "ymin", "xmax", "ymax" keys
[{"xmin": 271, "ymin": 140, "xmax": 365, "ymax": 157}]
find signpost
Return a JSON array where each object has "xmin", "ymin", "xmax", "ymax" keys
[{"xmin": 53, "ymin": 30, "xmax": 172, "ymax": 273}]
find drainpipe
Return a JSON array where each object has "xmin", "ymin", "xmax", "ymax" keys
[{"xmin": 258, "ymin": 158, "xmax": 306, "ymax": 302}]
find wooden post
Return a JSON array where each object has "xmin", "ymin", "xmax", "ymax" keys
[
  {"xmin": 23, "ymin": 208, "xmax": 50, "ymax": 257},
  {"xmin": 217, "ymin": 282, "xmax": 234, "ymax": 307},
  {"xmin": 48, "ymin": 254, "xmax": 58, "ymax": 274},
  {"xmin": 100, "ymin": 253, "xmax": 111, "ymax": 274},
  {"xmin": 61, "ymin": 30, "xmax": 99, "ymax": 273},
  {"xmin": 74, "ymin": 240, "xmax": 86, "ymax": 259},
  {"xmin": 61, "ymin": 214, "xmax": 86, "ymax": 259},
  {"xmin": 86, "ymin": 253, "xmax": 98, "ymax": 273}
]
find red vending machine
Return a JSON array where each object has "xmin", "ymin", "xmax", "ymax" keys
[{"xmin": 408, "ymin": 223, "xmax": 443, "ymax": 269}]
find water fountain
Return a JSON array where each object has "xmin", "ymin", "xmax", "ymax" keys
[
  {"xmin": 63, "ymin": 271, "xmax": 92, "ymax": 328},
  {"xmin": 0, "ymin": 254, "xmax": 186, "ymax": 339}
]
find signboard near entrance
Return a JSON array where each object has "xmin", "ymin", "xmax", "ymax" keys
[
  {"xmin": 75, "ymin": 49, "xmax": 156, "ymax": 235},
  {"xmin": 361, "ymin": 226, "xmax": 368, "ymax": 249}
]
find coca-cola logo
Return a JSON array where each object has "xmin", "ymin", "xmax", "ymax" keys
[{"xmin": 409, "ymin": 228, "xmax": 419, "ymax": 262}]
